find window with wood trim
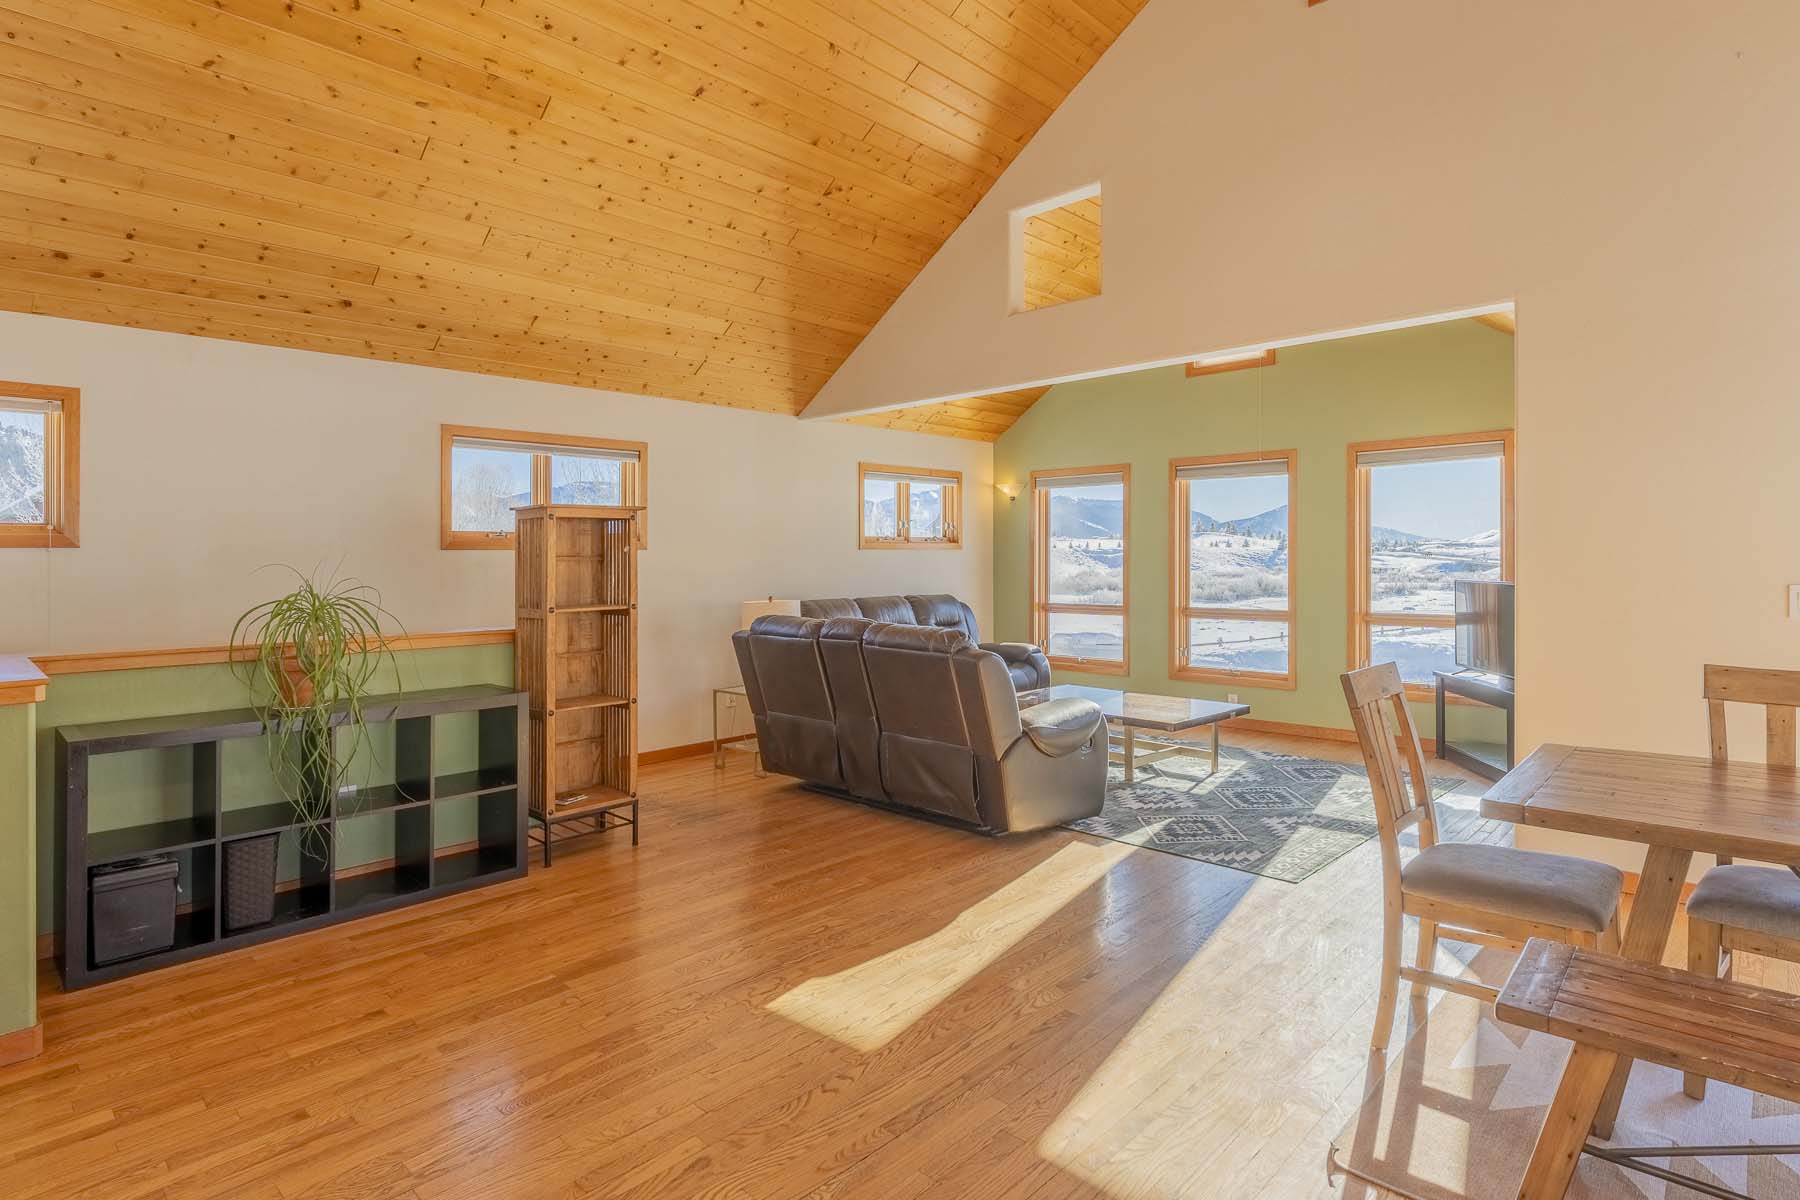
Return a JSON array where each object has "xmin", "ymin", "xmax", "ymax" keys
[
  {"xmin": 0, "ymin": 381, "xmax": 79, "ymax": 549},
  {"xmin": 441, "ymin": 425, "xmax": 647, "ymax": 550},
  {"xmin": 1349, "ymin": 432, "xmax": 1514, "ymax": 688},
  {"xmin": 858, "ymin": 463, "xmax": 962, "ymax": 549},
  {"xmin": 1031, "ymin": 465, "xmax": 1129, "ymax": 673},
  {"xmin": 1170, "ymin": 450, "xmax": 1297, "ymax": 688}
]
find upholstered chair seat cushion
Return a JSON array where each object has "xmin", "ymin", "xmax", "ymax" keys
[
  {"xmin": 1401, "ymin": 843, "xmax": 1623, "ymax": 933},
  {"xmin": 1688, "ymin": 865, "xmax": 1800, "ymax": 940}
]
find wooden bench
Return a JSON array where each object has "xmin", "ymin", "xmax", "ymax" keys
[{"xmin": 1497, "ymin": 937, "xmax": 1800, "ymax": 1199}]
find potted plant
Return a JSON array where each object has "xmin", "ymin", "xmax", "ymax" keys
[{"xmin": 225, "ymin": 568, "xmax": 400, "ymax": 929}]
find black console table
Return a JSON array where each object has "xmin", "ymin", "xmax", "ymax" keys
[
  {"xmin": 57, "ymin": 685, "xmax": 527, "ymax": 990},
  {"xmin": 1433, "ymin": 669, "xmax": 1515, "ymax": 782}
]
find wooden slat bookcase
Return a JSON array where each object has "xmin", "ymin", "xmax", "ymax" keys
[{"xmin": 514, "ymin": 505, "xmax": 641, "ymax": 863}]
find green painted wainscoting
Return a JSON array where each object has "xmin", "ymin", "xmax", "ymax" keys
[
  {"xmin": 30, "ymin": 642, "xmax": 514, "ymax": 938},
  {"xmin": 992, "ymin": 319, "xmax": 1515, "ymax": 741},
  {"xmin": 2, "ymin": 701, "xmax": 36, "ymax": 1042}
]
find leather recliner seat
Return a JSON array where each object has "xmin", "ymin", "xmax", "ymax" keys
[
  {"xmin": 733, "ymin": 615, "xmax": 1105, "ymax": 833},
  {"xmin": 799, "ymin": 594, "xmax": 1052, "ymax": 691}
]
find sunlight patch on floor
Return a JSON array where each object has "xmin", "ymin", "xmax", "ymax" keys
[
  {"xmin": 1035, "ymin": 863, "xmax": 1398, "ymax": 1199},
  {"xmin": 764, "ymin": 831, "xmax": 1150, "ymax": 1052}
]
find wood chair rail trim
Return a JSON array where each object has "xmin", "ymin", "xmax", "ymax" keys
[
  {"xmin": 31, "ymin": 628, "xmax": 515, "ymax": 675},
  {"xmin": 0, "ymin": 654, "xmax": 49, "ymax": 705}
]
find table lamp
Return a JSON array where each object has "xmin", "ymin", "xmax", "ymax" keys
[{"xmin": 740, "ymin": 597, "xmax": 800, "ymax": 630}]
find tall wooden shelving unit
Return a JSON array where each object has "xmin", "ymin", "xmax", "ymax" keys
[{"xmin": 514, "ymin": 504, "xmax": 641, "ymax": 864}]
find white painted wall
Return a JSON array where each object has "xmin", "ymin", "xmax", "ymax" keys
[
  {"xmin": 802, "ymin": 0, "xmax": 1800, "ymax": 875},
  {"xmin": 0, "ymin": 311, "xmax": 993, "ymax": 750}
]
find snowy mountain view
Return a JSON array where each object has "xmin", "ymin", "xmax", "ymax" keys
[
  {"xmin": 0, "ymin": 412, "xmax": 46, "ymax": 525},
  {"xmin": 862, "ymin": 485, "xmax": 946, "ymax": 540},
  {"xmin": 450, "ymin": 446, "xmax": 624, "ymax": 533},
  {"xmin": 1042, "ymin": 485, "xmax": 1500, "ymax": 676}
]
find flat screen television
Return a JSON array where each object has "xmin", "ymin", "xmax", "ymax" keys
[{"xmin": 1454, "ymin": 579, "xmax": 1514, "ymax": 679}]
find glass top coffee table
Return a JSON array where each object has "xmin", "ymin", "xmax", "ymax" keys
[{"xmin": 1022, "ymin": 685, "xmax": 1251, "ymax": 783}]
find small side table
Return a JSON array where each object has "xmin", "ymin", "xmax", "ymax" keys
[
  {"xmin": 1433, "ymin": 669, "xmax": 1515, "ymax": 781},
  {"xmin": 712, "ymin": 684, "xmax": 762, "ymax": 773}
]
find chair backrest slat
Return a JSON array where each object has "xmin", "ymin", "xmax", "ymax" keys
[
  {"xmin": 1342, "ymin": 663, "xmax": 1439, "ymax": 861},
  {"xmin": 1770, "ymin": 706, "xmax": 1797, "ymax": 769},
  {"xmin": 1703, "ymin": 664, "xmax": 1800, "ymax": 770}
]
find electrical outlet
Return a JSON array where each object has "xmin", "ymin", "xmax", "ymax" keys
[{"xmin": 1227, "ymin": 692, "xmax": 1239, "ymax": 703}]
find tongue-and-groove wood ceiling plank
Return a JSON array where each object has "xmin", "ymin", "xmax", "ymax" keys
[{"xmin": 0, "ymin": 0, "xmax": 1147, "ymax": 415}]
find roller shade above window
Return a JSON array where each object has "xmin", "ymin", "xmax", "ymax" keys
[
  {"xmin": 0, "ymin": 397, "xmax": 61, "ymax": 415},
  {"xmin": 451, "ymin": 434, "xmax": 640, "ymax": 464},
  {"xmin": 1036, "ymin": 470, "xmax": 1124, "ymax": 490},
  {"xmin": 1355, "ymin": 440, "xmax": 1505, "ymax": 468},
  {"xmin": 861, "ymin": 468, "xmax": 957, "ymax": 488},
  {"xmin": 1174, "ymin": 458, "xmax": 1289, "ymax": 482}
]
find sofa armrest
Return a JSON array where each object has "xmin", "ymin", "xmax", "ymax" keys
[
  {"xmin": 1020, "ymin": 698, "xmax": 1104, "ymax": 757},
  {"xmin": 979, "ymin": 641, "xmax": 1052, "ymax": 691}
]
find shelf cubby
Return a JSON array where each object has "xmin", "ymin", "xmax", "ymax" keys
[
  {"xmin": 58, "ymin": 685, "xmax": 528, "ymax": 990},
  {"xmin": 88, "ymin": 815, "xmax": 216, "ymax": 864}
]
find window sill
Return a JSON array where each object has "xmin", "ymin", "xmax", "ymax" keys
[
  {"xmin": 858, "ymin": 538, "xmax": 962, "ymax": 550},
  {"xmin": 1046, "ymin": 656, "xmax": 1129, "ymax": 677},
  {"xmin": 0, "ymin": 527, "xmax": 77, "ymax": 549},
  {"xmin": 442, "ymin": 531, "xmax": 517, "ymax": 551},
  {"xmin": 1170, "ymin": 665, "xmax": 1296, "ymax": 691}
]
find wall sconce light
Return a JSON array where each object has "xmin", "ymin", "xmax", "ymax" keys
[{"xmin": 995, "ymin": 482, "xmax": 1023, "ymax": 503}]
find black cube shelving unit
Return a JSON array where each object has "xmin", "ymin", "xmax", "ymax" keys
[{"xmin": 57, "ymin": 685, "xmax": 528, "ymax": 990}]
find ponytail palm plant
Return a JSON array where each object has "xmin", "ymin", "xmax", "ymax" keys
[{"xmin": 231, "ymin": 568, "xmax": 402, "ymax": 859}]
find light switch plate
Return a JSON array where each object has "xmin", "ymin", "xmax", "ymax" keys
[{"xmin": 1790, "ymin": 584, "xmax": 1800, "ymax": 619}]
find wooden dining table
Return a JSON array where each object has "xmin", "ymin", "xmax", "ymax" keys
[{"xmin": 1481, "ymin": 742, "xmax": 1800, "ymax": 1199}]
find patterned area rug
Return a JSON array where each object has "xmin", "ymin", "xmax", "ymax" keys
[
  {"xmin": 1062, "ymin": 744, "xmax": 1464, "ymax": 882},
  {"xmin": 1333, "ymin": 950, "xmax": 1800, "ymax": 1198}
]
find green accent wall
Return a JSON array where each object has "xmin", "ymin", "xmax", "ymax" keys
[
  {"xmin": 1, "ymin": 702, "xmax": 35, "ymax": 1037},
  {"xmin": 993, "ymin": 320, "xmax": 1514, "ymax": 736},
  {"xmin": 30, "ymin": 643, "xmax": 513, "ymax": 937}
]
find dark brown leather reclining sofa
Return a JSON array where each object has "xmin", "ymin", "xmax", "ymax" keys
[
  {"xmin": 799, "ymin": 594, "xmax": 1052, "ymax": 691},
  {"xmin": 731, "ymin": 615, "xmax": 1106, "ymax": 833}
]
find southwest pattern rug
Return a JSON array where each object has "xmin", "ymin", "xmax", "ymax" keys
[
  {"xmin": 1062, "ymin": 745, "xmax": 1465, "ymax": 882},
  {"xmin": 1333, "ymin": 951, "xmax": 1800, "ymax": 1198}
]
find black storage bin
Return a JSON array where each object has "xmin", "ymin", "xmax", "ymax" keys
[
  {"xmin": 90, "ymin": 857, "xmax": 179, "ymax": 966},
  {"xmin": 224, "ymin": 834, "xmax": 279, "ymax": 931}
]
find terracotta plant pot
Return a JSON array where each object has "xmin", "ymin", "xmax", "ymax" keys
[{"xmin": 278, "ymin": 652, "xmax": 315, "ymax": 707}]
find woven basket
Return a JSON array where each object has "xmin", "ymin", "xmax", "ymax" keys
[{"xmin": 223, "ymin": 833, "xmax": 279, "ymax": 931}]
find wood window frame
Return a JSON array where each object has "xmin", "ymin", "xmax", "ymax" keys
[
  {"xmin": 440, "ymin": 424, "xmax": 648, "ymax": 551},
  {"xmin": 857, "ymin": 462, "xmax": 963, "ymax": 549},
  {"xmin": 1168, "ymin": 449, "xmax": 1298, "ymax": 690},
  {"xmin": 1030, "ymin": 463, "xmax": 1131, "ymax": 676},
  {"xmin": 0, "ymin": 381, "xmax": 79, "ymax": 549},
  {"xmin": 1184, "ymin": 349, "xmax": 1277, "ymax": 378},
  {"xmin": 1346, "ymin": 429, "xmax": 1515, "ymax": 699}
]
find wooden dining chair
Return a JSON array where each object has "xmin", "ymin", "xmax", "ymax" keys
[
  {"xmin": 1341, "ymin": 662, "xmax": 1624, "ymax": 1052},
  {"xmin": 1684, "ymin": 663, "xmax": 1800, "ymax": 1099}
]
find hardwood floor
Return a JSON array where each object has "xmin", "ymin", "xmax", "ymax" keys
[{"xmin": 4, "ymin": 731, "xmax": 1766, "ymax": 1200}]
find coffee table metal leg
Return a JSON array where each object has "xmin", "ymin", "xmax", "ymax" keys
[{"xmin": 1211, "ymin": 723, "xmax": 1220, "ymax": 775}]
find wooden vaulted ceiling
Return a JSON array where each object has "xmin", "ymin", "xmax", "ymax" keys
[{"xmin": 0, "ymin": 0, "xmax": 1148, "ymax": 418}]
